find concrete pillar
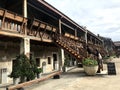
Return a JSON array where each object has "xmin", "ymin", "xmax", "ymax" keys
[
  {"xmin": 59, "ymin": 19, "xmax": 65, "ymax": 71},
  {"xmin": 61, "ymin": 49, "xmax": 65, "ymax": 66},
  {"xmin": 20, "ymin": 38, "xmax": 30, "ymax": 58}
]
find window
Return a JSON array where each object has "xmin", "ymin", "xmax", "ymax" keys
[
  {"xmin": 48, "ymin": 57, "xmax": 51, "ymax": 64},
  {"xmin": 36, "ymin": 58, "xmax": 40, "ymax": 67}
]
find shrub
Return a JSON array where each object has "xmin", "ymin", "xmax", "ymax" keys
[{"xmin": 82, "ymin": 58, "xmax": 98, "ymax": 66}]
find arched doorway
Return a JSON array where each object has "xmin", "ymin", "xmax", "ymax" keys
[{"xmin": 42, "ymin": 61, "xmax": 46, "ymax": 73}]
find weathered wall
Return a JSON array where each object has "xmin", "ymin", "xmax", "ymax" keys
[
  {"xmin": 0, "ymin": 40, "xmax": 60, "ymax": 84},
  {"xmin": 31, "ymin": 45, "xmax": 59, "ymax": 73},
  {"xmin": 0, "ymin": 41, "xmax": 20, "ymax": 83}
]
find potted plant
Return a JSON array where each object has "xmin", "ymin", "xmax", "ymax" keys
[
  {"xmin": 63, "ymin": 55, "xmax": 69, "ymax": 72},
  {"xmin": 82, "ymin": 58, "xmax": 98, "ymax": 75},
  {"xmin": 35, "ymin": 68, "xmax": 42, "ymax": 78}
]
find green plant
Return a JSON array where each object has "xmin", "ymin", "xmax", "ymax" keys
[
  {"xmin": 64, "ymin": 55, "xmax": 70, "ymax": 67},
  {"xmin": 35, "ymin": 68, "xmax": 42, "ymax": 74},
  {"xmin": 9, "ymin": 54, "xmax": 37, "ymax": 83},
  {"xmin": 103, "ymin": 56, "xmax": 110, "ymax": 59},
  {"xmin": 82, "ymin": 58, "xmax": 98, "ymax": 66}
]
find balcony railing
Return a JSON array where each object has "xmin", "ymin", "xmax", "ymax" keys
[
  {"xmin": 0, "ymin": 8, "xmax": 27, "ymax": 34},
  {"xmin": 27, "ymin": 18, "xmax": 57, "ymax": 41}
]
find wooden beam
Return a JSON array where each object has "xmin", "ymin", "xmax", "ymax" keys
[
  {"xmin": 7, "ymin": 71, "xmax": 62, "ymax": 90},
  {"xmin": 34, "ymin": 22, "xmax": 41, "ymax": 36},
  {"xmin": 0, "ymin": 29, "xmax": 24, "ymax": 38}
]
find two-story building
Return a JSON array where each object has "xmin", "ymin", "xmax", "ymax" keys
[{"xmin": 0, "ymin": 0, "xmax": 105, "ymax": 84}]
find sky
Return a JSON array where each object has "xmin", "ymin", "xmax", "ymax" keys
[{"xmin": 45, "ymin": 0, "xmax": 120, "ymax": 41}]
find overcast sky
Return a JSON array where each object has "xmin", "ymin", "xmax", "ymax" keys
[{"xmin": 45, "ymin": 0, "xmax": 120, "ymax": 41}]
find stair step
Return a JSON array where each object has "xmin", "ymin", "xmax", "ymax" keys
[
  {"xmin": 77, "ymin": 55, "xmax": 80, "ymax": 58},
  {"xmin": 72, "ymin": 52, "xmax": 75, "ymax": 54},
  {"xmin": 56, "ymin": 40, "xmax": 59, "ymax": 42},
  {"xmin": 63, "ymin": 45, "xmax": 66, "ymax": 48},
  {"xmin": 69, "ymin": 49, "xmax": 71, "ymax": 52},
  {"xmin": 74, "ymin": 53, "xmax": 77, "ymax": 56}
]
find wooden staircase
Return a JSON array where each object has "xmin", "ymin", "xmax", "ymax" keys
[{"xmin": 54, "ymin": 33, "xmax": 87, "ymax": 62}]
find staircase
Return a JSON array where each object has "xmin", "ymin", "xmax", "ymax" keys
[{"xmin": 54, "ymin": 33, "xmax": 87, "ymax": 62}]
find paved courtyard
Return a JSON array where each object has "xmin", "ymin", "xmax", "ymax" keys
[
  {"xmin": 24, "ymin": 58, "xmax": 120, "ymax": 90},
  {"xmin": 0, "ymin": 58, "xmax": 120, "ymax": 90}
]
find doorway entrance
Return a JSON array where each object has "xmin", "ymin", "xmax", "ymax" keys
[
  {"xmin": 0, "ymin": 68, "xmax": 7, "ymax": 84},
  {"xmin": 53, "ymin": 53, "xmax": 58, "ymax": 70}
]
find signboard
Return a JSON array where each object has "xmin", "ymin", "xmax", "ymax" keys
[{"xmin": 107, "ymin": 62, "xmax": 116, "ymax": 75}]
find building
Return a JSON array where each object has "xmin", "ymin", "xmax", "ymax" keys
[
  {"xmin": 0, "ymin": 0, "xmax": 105, "ymax": 84},
  {"xmin": 114, "ymin": 41, "xmax": 120, "ymax": 57},
  {"xmin": 99, "ymin": 35, "xmax": 116, "ymax": 56}
]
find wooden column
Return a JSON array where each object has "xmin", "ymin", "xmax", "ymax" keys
[
  {"xmin": 75, "ymin": 29, "xmax": 77, "ymax": 37},
  {"xmin": 23, "ymin": 0, "xmax": 27, "ymax": 18},
  {"xmin": 85, "ymin": 30, "xmax": 87, "ymax": 44},
  {"xmin": 23, "ymin": 0, "xmax": 27, "ymax": 35},
  {"xmin": 59, "ymin": 19, "xmax": 62, "ymax": 34}
]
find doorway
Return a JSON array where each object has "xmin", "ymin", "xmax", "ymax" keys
[
  {"xmin": 0, "ymin": 68, "xmax": 7, "ymax": 84},
  {"xmin": 53, "ymin": 53, "xmax": 57, "ymax": 70}
]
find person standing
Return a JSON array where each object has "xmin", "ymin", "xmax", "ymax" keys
[{"xmin": 95, "ymin": 49, "xmax": 103, "ymax": 73}]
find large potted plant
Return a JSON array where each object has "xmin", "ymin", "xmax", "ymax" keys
[{"xmin": 82, "ymin": 58, "xmax": 98, "ymax": 75}]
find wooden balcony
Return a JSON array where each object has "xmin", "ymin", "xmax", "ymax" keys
[
  {"xmin": 0, "ymin": 8, "xmax": 27, "ymax": 38},
  {"xmin": 27, "ymin": 18, "xmax": 57, "ymax": 42},
  {"xmin": 0, "ymin": 8, "xmax": 57, "ymax": 43}
]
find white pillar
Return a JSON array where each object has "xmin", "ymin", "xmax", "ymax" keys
[
  {"xmin": 23, "ymin": 0, "xmax": 27, "ymax": 18},
  {"xmin": 59, "ymin": 18, "xmax": 65, "ymax": 71},
  {"xmin": 61, "ymin": 49, "xmax": 65, "ymax": 66},
  {"xmin": 20, "ymin": 38, "xmax": 30, "ymax": 58}
]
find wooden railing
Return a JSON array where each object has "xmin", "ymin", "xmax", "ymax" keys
[
  {"xmin": 0, "ymin": 8, "xmax": 27, "ymax": 34},
  {"xmin": 87, "ymin": 41, "xmax": 107, "ymax": 57},
  {"xmin": 27, "ymin": 18, "xmax": 57, "ymax": 40},
  {"xmin": 54, "ymin": 33, "xmax": 87, "ymax": 62}
]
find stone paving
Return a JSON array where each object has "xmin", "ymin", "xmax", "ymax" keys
[{"xmin": 24, "ymin": 58, "xmax": 120, "ymax": 90}]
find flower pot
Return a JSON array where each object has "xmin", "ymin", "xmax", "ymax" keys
[
  {"xmin": 37, "ymin": 73, "xmax": 42, "ymax": 78},
  {"xmin": 83, "ymin": 65, "xmax": 98, "ymax": 75},
  {"xmin": 63, "ymin": 66, "xmax": 68, "ymax": 72},
  {"xmin": 13, "ymin": 78, "xmax": 20, "ymax": 85}
]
